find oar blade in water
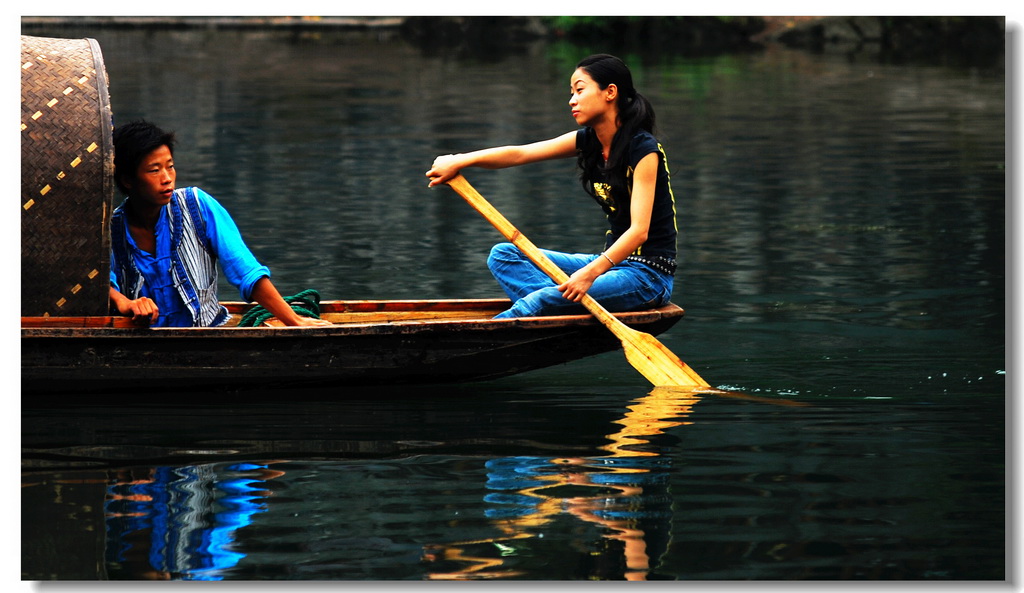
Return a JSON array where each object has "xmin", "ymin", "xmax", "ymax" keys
[{"xmin": 619, "ymin": 326, "xmax": 710, "ymax": 388}]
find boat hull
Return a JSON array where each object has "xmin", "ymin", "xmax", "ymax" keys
[{"xmin": 21, "ymin": 299, "xmax": 685, "ymax": 393}]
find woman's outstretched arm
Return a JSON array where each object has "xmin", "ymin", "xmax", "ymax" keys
[{"xmin": 426, "ymin": 131, "xmax": 578, "ymax": 187}]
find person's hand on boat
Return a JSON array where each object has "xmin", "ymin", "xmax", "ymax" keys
[
  {"xmin": 291, "ymin": 316, "xmax": 333, "ymax": 327},
  {"xmin": 248, "ymin": 278, "xmax": 333, "ymax": 327},
  {"xmin": 111, "ymin": 292, "xmax": 159, "ymax": 325}
]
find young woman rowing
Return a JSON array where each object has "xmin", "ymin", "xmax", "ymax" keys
[{"xmin": 427, "ymin": 54, "xmax": 679, "ymax": 319}]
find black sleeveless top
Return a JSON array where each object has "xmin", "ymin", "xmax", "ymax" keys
[{"xmin": 576, "ymin": 128, "xmax": 678, "ymax": 273}]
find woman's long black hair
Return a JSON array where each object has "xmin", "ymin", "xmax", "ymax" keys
[{"xmin": 575, "ymin": 54, "xmax": 657, "ymax": 205}]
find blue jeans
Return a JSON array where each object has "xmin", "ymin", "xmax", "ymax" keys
[{"xmin": 486, "ymin": 243, "xmax": 674, "ymax": 319}]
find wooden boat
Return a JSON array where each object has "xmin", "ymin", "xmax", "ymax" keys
[
  {"xmin": 18, "ymin": 37, "xmax": 691, "ymax": 396},
  {"xmin": 21, "ymin": 299, "xmax": 685, "ymax": 394}
]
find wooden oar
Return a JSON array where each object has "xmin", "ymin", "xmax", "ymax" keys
[{"xmin": 446, "ymin": 175, "xmax": 710, "ymax": 388}]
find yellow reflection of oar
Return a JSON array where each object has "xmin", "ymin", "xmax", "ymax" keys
[{"xmin": 602, "ymin": 387, "xmax": 702, "ymax": 457}]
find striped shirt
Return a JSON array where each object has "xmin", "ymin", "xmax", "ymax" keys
[{"xmin": 109, "ymin": 187, "xmax": 270, "ymax": 327}]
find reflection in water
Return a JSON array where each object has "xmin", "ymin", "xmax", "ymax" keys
[
  {"xmin": 423, "ymin": 388, "xmax": 701, "ymax": 580},
  {"xmin": 104, "ymin": 462, "xmax": 284, "ymax": 580}
]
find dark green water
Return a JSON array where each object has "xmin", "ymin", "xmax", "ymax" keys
[{"xmin": 21, "ymin": 25, "xmax": 1005, "ymax": 581}]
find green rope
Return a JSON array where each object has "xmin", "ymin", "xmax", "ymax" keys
[{"xmin": 238, "ymin": 288, "xmax": 322, "ymax": 327}]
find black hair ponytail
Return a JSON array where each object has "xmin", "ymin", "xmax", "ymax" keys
[{"xmin": 574, "ymin": 54, "xmax": 656, "ymax": 204}]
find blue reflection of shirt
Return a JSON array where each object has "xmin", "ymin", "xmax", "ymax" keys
[
  {"xmin": 483, "ymin": 457, "xmax": 550, "ymax": 518},
  {"xmin": 105, "ymin": 462, "xmax": 270, "ymax": 580}
]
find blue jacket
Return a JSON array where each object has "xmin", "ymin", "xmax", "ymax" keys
[{"xmin": 110, "ymin": 187, "xmax": 270, "ymax": 327}]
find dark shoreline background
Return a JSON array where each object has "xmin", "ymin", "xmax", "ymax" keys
[{"xmin": 21, "ymin": 15, "xmax": 1006, "ymax": 67}]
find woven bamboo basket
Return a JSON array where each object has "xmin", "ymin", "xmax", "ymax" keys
[{"xmin": 21, "ymin": 35, "xmax": 115, "ymax": 317}]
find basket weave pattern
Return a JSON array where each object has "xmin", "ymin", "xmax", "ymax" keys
[{"xmin": 21, "ymin": 35, "xmax": 114, "ymax": 317}]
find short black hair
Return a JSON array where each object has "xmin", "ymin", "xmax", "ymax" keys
[{"xmin": 112, "ymin": 120, "xmax": 176, "ymax": 195}]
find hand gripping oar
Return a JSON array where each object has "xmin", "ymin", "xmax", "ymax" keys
[{"xmin": 446, "ymin": 175, "xmax": 710, "ymax": 388}]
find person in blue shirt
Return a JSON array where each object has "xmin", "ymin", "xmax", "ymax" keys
[
  {"xmin": 108, "ymin": 120, "xmax": 332, "ymax": 327},
  {"xmin": 426, "ymin": 54, "xmax": 678, "ymax": 319}
]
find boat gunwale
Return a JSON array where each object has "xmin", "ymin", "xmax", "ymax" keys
[{"xmin": 21, "ymin": 301, "xmax": 685, "ymax": 338}]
